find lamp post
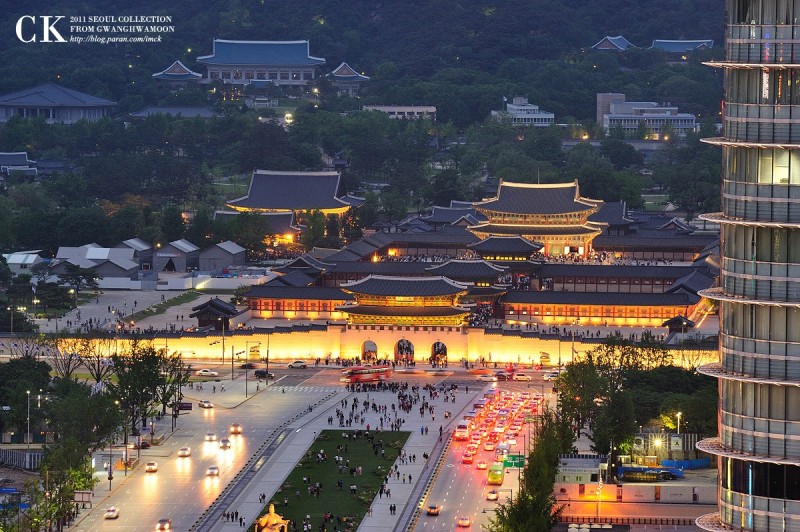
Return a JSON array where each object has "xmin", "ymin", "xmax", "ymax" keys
[
  {"xmin": 7, "ymin": 306, "xmax": 13, "ymax": 334},
  {"xmin": 246, "ymin": 341, "xmax": 261, "ymax": 398},
  {"xmin": 265, "ymin": 329, "xmax": 271, "ymax": 387},
  {"xmin": 677, "ymin": 411, "xmax": 682, "ymax": 434},
  {"xmin": 26, "ymin": 390, "xmax": 30, "ymax": 451}
]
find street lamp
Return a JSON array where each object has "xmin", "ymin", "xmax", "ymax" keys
[
  {"xmin": 26, "ymin": 390, "xmax": 30, "ymax": 451},
  {"xmin": 677, "ymin": 411, "xmax": 682, "ymax": 434},
  {"xmin": 7, "ymin": 306, "xmax": 13, "ymax": 334}
]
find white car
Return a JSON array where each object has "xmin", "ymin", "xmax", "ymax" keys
[
  {"xmin": 543, "ymin": 372, "xmax": 560, "ymax": 381},
  {"xmin": 104, "ymin": 507, "xmax": 120, "ymax": 519},
  {"xmin": 288, "ymin": 360, "xmax": 307, "ymax": 369},
  {"xmin": 205, "ymin": 432, "xmax": 217, "ymax": 442},
  {"xmin": 207, "ymin": 465, "xmax": 220, "ymax": 476},
  {"xmin": 145, "ymin": 461, "xmax": 158, "ymax": 473},
  {"xmin": 487, "ymin": 489, "xmax": 499, "ymax": 501},
  {"xmin": 198, "ymin": 400, "xmax": 213, "ymax": 409},
  {"xmin": 195, "ymin": 369, "xmax": 219, "ymax": 377},
  {"xmin": 512, "ymin": 372, "xmax": 532, "ymax": 381},
  {"xmin": 177, "ymin": 446, "xmax": 191, "ymax": 457},
  {"xmin": 478, "ymin": 374, "xmax": 498, "ymax": 382}
]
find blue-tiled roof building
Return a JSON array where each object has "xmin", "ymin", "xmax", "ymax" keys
[
  {"xmin": 197, "ymin": 39, "xmax": 325, "ymax": 86},
  {"xmin": 0, "ymin": 82, "xmax": 115, "ymax": 123},
  {"xmin": 152, "ymin": 60, "xmax": 202, "ymax": 85}
]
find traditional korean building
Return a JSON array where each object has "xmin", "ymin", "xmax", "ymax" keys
[
  {"xmin": 226, "ymin": 170, "xmax": 352, "ymax": 215},
  {"xmin": 469, "ymin": 181, "xmax": 605, "ymax": 257},
  {"xmin": 338, "ymin": 275, "xmax": 470, "ymax": 327},
  {"xmin": 151, "ymin": 60, "xmax": 202, "ymax": 85},
  {"xmin": 197, "ymin": 40, "xmax": 325, "ymax": 86},
  {"xmin": 0, "ymin": 82, "xmax": 115, "ymax": 124},
  {"xmin": 189, "ymin": 297, "xmax": 239, "ymax": 331},
  {"xmin": 328, "ymin": 62, "xmax": 369, "ymax": 97}
]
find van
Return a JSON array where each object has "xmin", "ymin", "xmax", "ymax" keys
[
  {"xmin": 454, "ymin": 421, "xmax": 471, "ymax": 441},
  {"xmin": 473, "ymin": 399, "xmax": 488, "ymax": 409}
]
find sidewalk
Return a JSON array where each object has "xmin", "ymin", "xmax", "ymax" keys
[{"xmin": 208, "ymin": 384, "xmax": 483, "ymax": 532}]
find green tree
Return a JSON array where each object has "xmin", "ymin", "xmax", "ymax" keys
[
  {"xmin": 57, "ymin": 264, "xmax": 100, "ymax": 307},
  {"xmin": 299, "ymin": 210, "xmax": 326, "ymax": 249}
]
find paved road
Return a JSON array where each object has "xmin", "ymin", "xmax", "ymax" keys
[
  {"xmin": 72, "ymin": 376, "xmax": 337, "ymax": 531},
  {"xmin": 414, "ymin": 379, "xmax": 552, "ymax": 531}
]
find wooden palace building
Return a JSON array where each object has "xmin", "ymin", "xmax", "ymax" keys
[{"xmin": 469, "ymin": 180, "xmax": 605, "ymax": 257}]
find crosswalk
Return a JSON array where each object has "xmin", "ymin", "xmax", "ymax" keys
[{"xmin": 265, "ymin": 385, "xmax": 340, "ymax": 393}]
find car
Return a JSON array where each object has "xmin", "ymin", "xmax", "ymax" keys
[
  {"xmin": 177, "ymin": 446, "xmax": 191, "ymax": 457},
  {"xmin": 104, "ymin": 507, "xmax": 120, "ymax": 519},
  {"xmin": 195, "ymin": 369, "xmax": 219, "ymax": 377},
  {"xmin": 127, "ymin": 440, "xmax": 151, "ymax": 449},
  {"xmin": 512, "ymin": 372, "xmax": 532, "ymax": 381},
  {"xmin": 239, "ymin": 362, "xmax": 257, "ymax": 369},
  {"xmin": 205, "ymin": 432, "xmax": 217, "ymax": 442},
  {"xmin": 198, "ymin": 400, "xmax": 213, "ymax": 409},
  {"xmin": 253, "ymin": 369, "xmax": 275, "ymax": 379},
  {"xmin": 477, "ymin": 374, "xmax": 498, "ymax": 382},
  {"xmin": 476, "ymin": 460, "xmax": 488, "ymax": 470},
  {"xmin": 426, "ymin": 504, "xmax": 441, "ymax": 516},
  {"xmin": 466, "ymin": 443, "xmax": 479, "ymax": 455},
  {"xmin": 457, "ymin": 516, "xmax": 472, "ymax": 527},
  {"xmin": 543, "ymin": 372, "xmax": 560, "ymax": 381},
  {"xmin": 484, "ymin": 441, "xmax": 496, "ymax": 451},
  {"xmin": 145, "ymin": 461, "xmax": 158, "ymax": 473},
  {"xmin": 287, "ymin": 360, "xmax": 307, "ymax": 369},
  {"xmin": 495, "ymin": 372, "xmax": 510, "ymax": 381},
  {"xmin": 155, "ymin": 518, "xmax": 172, "ymax": 530},
  {"xmin": 656, "ymin": 470, "xmax": 677, "ymax": 480},
  {"xmin": 207, "ymin": 465, "xmax": 220, "ymax": 476},
  {"xmin": 219, "ymin": 438, "xmax": 231, "ymax": 450},
  {"xmin": 461, "ymin": 453, "xmax": 474, "ymax": 464},
  {"xmin": 487, "ymin": 489, "xmax": 499, "ymax": 501},
  {"xmin": 229, "ymin": 423, "xmax": 243, "ymax": 435}
]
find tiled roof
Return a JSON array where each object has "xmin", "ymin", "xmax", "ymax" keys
[
  {"xmin": 589, "ymin": 201, "xmax": 634, "ymax": 226},
  {"xmin": 662, "ymin": 315, "xmax": 695, "ymax": 328},
  {"xmin": 475, "ymin": 180, "xmax": 602, "ymax": 215},
  {"xmin": 450, "ymin": 200, "xmax": 474, "ymax": 208},
  {"xmin": 341, "ymin": 275, "xmax": 469, "ymax": 297},
  {"xmin": 213, "ymin": 211, "xmax": 302, "ymax": 234},
  {"xmin": 650, "ymin": 39, "xmax": 713, "ymax": 53},
  {"xmin": 330, "ymin": 62, "xmax": 370, "ymax": 81},
  {"xmin": 592, "ymin": 234, "xmax": 718, "ymax": 250},
  {"xmin": 666, "ymin": 269, "xmax": 716, "ymax": 295},
  {"xmin": 469, "ymin": 223, "xmax": 601, "ymax": 236},
  {"xmin": 341, "ymin": 194, "xmax": 366, "ymax": 207},
  {"xmin": 197, "ymin": 40, "xmax": 326, "ymax": 66},
  {"xmin": 501, "ymin": 290, "xmax": 701, "ymax": 306},
  {"xmin": 466, "ymin": 286, "xmax": 508, "ymax": 297},
  {"xmin": 322, "ymin": 248, "xmax": 362, "ymax": 262},
  {"xmin": 190, "ymin": 297, "xmax": 238, "ymax": 316},
  {"xmin": 591, "ymin": 35, "xmax": 637, "ymax": 50},
  {"xmin": 469, "ymin": 235, "xmax": 543, "ymax": 253},
  {"xmin": 265, "ymin": 270, "xmax": 315, "ymax": 287},
  {"xmin": 244, "ymin": 285, "xmax": 353, "ymax": 300},
  {"xmin": 535, "ymin": 264, "xmax": 699, "ymax": 279},
  {"xmin": 152, "ymin": 60, "xmax": 202, "ymax": 81},
  {"xmin": 227, "ymin": 170, "xmax": 348, "ymax": 211},
  {"xmin": 0, "ymin": 82, "xmax": 115, "ymax": 107},
  {"xmin": 0, "ymin": 152, "xmax": 33, "ymax": 166},
  {"xmin": 422, "ymin": 206, "xmax": 487, "ymax": 224},
  {"xmin": 426, "ymin": 259, "xmax": 507, "ymax": 278},
  {"xmin": 337, "ymin": 305, "xmax": 469, "ymax": 317},
  {"xmin": 327, "ymin": 262, "xmax": 431, "ymax": 275}
]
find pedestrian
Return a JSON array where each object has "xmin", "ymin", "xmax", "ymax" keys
[
  {"xmin": 284, "ymin": 496, "xmax": 289, "ymax": 507},
  {"xmin": 213, "ymin": 385, "xmax": 216, "ymax": 393}
]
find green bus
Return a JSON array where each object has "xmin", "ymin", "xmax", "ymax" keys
[{"xmin": 487, "ymin": 463, "xmax": 505, "ymax": 485}]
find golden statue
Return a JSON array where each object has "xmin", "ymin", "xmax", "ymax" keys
[{"xmin": 256, "ymin": 504, "xmax": 290, "ymax": 531}]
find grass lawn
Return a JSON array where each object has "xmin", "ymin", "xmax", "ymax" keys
[
  {"xmin": 126, "ymin": 291, "xmax": 203, "ymax": 322},
  {"xmin": 250, "ymin": 430, "xmax": 410, "ymax": 531}
]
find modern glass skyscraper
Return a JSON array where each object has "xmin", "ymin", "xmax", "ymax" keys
[{"xmin": 697, "ymin": 1, "xmax": 800, "ymax": 530}]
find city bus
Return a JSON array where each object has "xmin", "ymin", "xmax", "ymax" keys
[
  {"xmin": 340, "ymin": 365, "xmax": 391, "ymax": 383},
  {"xmin": 487, "ymin": 463, "xmax": 505, "ymax": 485},
  {"xmin": 454, "ymin": 420, "xmax": 471, "ymax": 441}
]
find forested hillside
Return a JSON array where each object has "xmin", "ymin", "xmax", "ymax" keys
[{"xmin": 0, "ymin": 0, "xmax": 723, "ymax": 124}]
